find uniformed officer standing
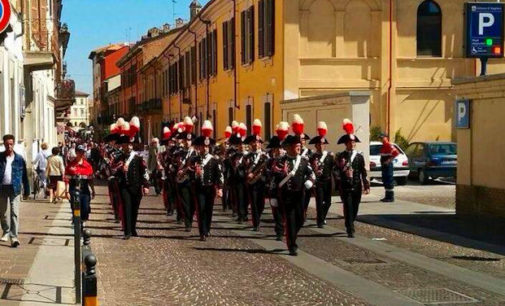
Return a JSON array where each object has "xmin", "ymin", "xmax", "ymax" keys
[
  {"xmin": 275, "ymin": 134, "xmax": 315, "ymax": 256},
  {"xmin": 244, "ymin": 119, "xmax": 268, "ymax": 231},
  {"xmin": 116, "ymin": 135, "xmax": 150, "ymax": 239},
  {"xmin": 379, "ymin": 133, "xmax": 399, "ymax": 202},
  {"xmin": 104, "ymin": 133, "xmax": 121, "ymax": 223},
  {"xmin": 192, "ymin": 121, "xmax": 224, "ymax": 241},
  {"xmin": 335, "ymin": 119, "xmax": 370, "ymax": 238},
  {"xmin": 309, "ymin": 121, "xmax": 334, "ymax": 228}
]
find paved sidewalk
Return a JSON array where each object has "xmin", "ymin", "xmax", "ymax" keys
[{"xmin": 0, "ymin": 197, "xmax": 77, "ymax": 305}]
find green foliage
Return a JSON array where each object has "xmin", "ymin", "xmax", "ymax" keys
[
  {"xmin": 394, "ymin": 129, "xmax": 410, "ymax": 151},
  {"xmin": 370, "ymin": 126, "xmax": 383, "ymax": 141}
]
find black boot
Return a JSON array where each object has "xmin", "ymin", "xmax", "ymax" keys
[{"xmin": 381, "ymin": 191, "xmax": 394, "ymax": 202}]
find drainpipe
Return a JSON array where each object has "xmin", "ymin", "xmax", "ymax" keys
[
  {"xmin": 162, "ymin": 52, "xmax": 172, "ymax": 118},
  {"xmin": 188, "ymin": 27, "xmax": 198, "ymax": 118},
  {"xmin": 198, "ymin": 15, "xmax": 211, "ymax": 119},
  {"xmin": 387, "ymin": 0, "xmax": 393, "ymax": 136},
  {"xmin": 174, "ymin": 45, "xmax": 182, "ymax": 120},
  {"xmin": 15, "ymin": 0, "xmax": 25, "ymax": 39},
  {"xmin": 231, "ymin": 0, "xmax": 238, "ymax": 113}
]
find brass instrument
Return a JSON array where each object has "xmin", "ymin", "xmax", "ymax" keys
[
  {"xmin": 176, "ymin": 153, "xmax": 194, "ymax": 184},
  {"xmin": 246, "ymin": 153, "xmax": 268, "ymax": 184}
]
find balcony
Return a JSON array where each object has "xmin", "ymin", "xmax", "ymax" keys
[
  {"xmin": 139, "ymin": 98, "xmax": 162, "ymax": 114},
  {"xmin": 54, "ymin": 79, "xmax": 76, "ymax": 112}
]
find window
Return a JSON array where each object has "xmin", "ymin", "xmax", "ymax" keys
[
  {"xmin": 222, "ymin": 18, "xmax": 236, "ymax": 70},
  {"xmin": 241, "ymin": 7, "xmax": 255, "ymax": 65},
  {"xmin": 417, "ymin": 0, "xmax": 442, "ymax": 57},
  {"xmin": 185, "ymin": 51, "xmax": 191, "ymax": 89},
  {"xmin": 213, "ymin": 109, "xmax": 217, "ymax": 138},
  {"xmin": 259, "ymin": 0, "xmax": 275, "ymax": 58}
]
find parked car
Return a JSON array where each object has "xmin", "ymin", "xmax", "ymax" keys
[
  {"xmin": 369, "ymin": 141, "xmax": 410, "ymax": 185},
  {"xmin": 405, "ymin": 141, "xmax": 457, "ymax": 184}
]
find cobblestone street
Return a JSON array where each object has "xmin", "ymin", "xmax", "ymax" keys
[{"xmin": 85, "ymin": 184, "xmax": 505, "ymax": 305}]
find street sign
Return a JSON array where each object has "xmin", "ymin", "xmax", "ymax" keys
[
  {"xmin": 0, "ymin": 0, "xmax": 11, "ymax": 34},
  {"xmin": 465, "ymin": 2, "xmax": 504, "ymax": 58},
  {"xmin": 455, "ymin": 99, "xmax": 470, "ymax": 129}
]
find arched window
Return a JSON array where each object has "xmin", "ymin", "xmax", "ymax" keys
[{"xmin": 417, "ymin": 0, "xmax": 442, "ymax": 57}]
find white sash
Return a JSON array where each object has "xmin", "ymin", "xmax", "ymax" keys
[
  {"xmin": 350, "ymin": 150, "xmax": 357, "ymax": 163},
  {"xmin": 279, "ymin": 155, "xmax": 301, "ymax": 188},
  {"xmin": 199, "ymin": 154, "xmax": 213, "ymax": 180},
  {"xmin": 125, "ymin": 152, "xmax": 136, "ymax": 168},
  {"xmin": 320, "ymin": 151, "xmax": 328, "ymax": 164}
]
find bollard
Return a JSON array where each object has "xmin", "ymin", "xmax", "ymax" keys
[{"xmin": 83, "ymin": 254, "xmax": 98, "ymax": 306}]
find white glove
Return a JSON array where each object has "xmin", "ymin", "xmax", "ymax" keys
[{"xmin": 304, "ymin": 180, "xmax": 314, "ymax": 190}]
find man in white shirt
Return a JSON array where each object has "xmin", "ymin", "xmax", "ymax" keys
[{"xmin": 0, "ymin": 135, "xmax": 30, "ymax": 248}]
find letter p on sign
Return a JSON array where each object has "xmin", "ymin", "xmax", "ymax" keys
[
  {"xmin": 479, "ymin": 13, "xmax": 495, "ymax": 35},
  {"xmin": 458, "ymin": 103, "xmax": 467, "ymax": 122},
  {"xmin": 456, "ymin": 99, "xmax": 470, "ymax": 129}
]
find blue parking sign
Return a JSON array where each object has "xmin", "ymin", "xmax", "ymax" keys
[
  {"xmin": 455, "ymin": 99, "xmax": 470, "ymax": 129},
  {"xmin": 465, "ymin": 2, "xmax": 504, "ymax": 58}
]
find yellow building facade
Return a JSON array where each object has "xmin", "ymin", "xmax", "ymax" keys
[{"xmin": 148, "ymin": 0, "xmax": 505, "ymax": 142}]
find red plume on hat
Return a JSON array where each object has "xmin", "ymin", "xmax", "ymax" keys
[
  {"xmin": 129, "ymin": 116, "xmax": 140, "ymax": 137},
  {"xmin": 291, "ymin": 114, "xmax": 304, "ymax": 136},
  {"xmin": 184, "ymin": 116, "xmax": 194, "ymax": 133},
  {"xmin": 202, "ymin": 120, "xmax": 213, "ymax": 138},
  {"xmin": 110, "ymin": 123, "xmax": 119, "ymax": 134},
  {"xmin": 163, "ymin": 127, "xmax": 171, "ymax": 139},
  {"xmin": 224, "ymin": 126, "xmax": 232, "ymax": 139},
  {"xmin": 342, "ymin": 119, "xmax": 354, "ymax": 135},
  {"xmin": 231, "ymin": 121, "xmax": 239, "ymax": 134},
  {"xmin": 238, "ymin": 123, "xmax": 247, "ymax": 137},
  {"xmin": 317, "ymin": 121, "xmax": 328, "ymax": 137},
  {"xmin": 276, "ymin": 121, "xmax": 289, "ymax": 141},
  {"xmin": 252, "ymin": 119, "xmax": 262, "ymax": 136}
]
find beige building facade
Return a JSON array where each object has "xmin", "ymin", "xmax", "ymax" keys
[
  {"xmin": 68, "ymin": 91, "xmax": 90, "ymax": 129},
  {"xmin": 285, "ymin": 0, "xmax": 505, "ymax": 143},
  {"xmin": 453, "ymin": 74, "xmax": 505, "ymax": 218}
]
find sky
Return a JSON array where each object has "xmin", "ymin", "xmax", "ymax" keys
[{"xmin": 62, "ymin": 0, "xmax": 210, "ymax": 95}]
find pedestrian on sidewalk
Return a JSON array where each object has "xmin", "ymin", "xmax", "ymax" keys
[
  {"xmin": 65, "ymin": 145, "xmax": 95, "ymax": 227},
  {"xmin": 379, "ymin": 133, "xmax": 399, "ymax": 202},
  {"xmin": 33, "ymin": 142, "xmax": 50, "ymax": 197},
  {"xmin": 0, "ymin": 134, "xmax": 30, "ymax": 248},
  {"xmin": 335, "ymin": 119, "xmax": 370, "ymax": 238},
  {"xmin": 46, "ymin": 147, "xmax": 65, "ymax": 203}
]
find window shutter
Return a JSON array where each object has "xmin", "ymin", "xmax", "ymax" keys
[
  {"xmin": 213, "ymin": 29, "xmax": 218, "ymax": 75},
  {"xmin": 231, "ymin": 17, "xmax": 236, "ymax": 69},
  {"xmin": 265, "ymin": 0, "xmax": 274, "ymax": 57},
  {"xmin": 241, "ymin": 10, "xmax": 246, "ymax": 64},
  {"xmin": 191, "ymin": 46, "xmax": 197, "ymax": 85},
  {"xmin": 258, "ymin": 0, "xmax": 265, "ymax": 58},
  {"xmin": 185, "ymin": 52, "xmax": 190, "ymax": 88},
  {"xmin": 249, "ymin": 7, "xmax": 255, "ymax": 63},
  {"xmin": 223, "ymin": 21, "xmax": 228, "ymax": 70},
  {"xmin": 269, "ymin": 0, "xmax": 275, "ymax": 56}
]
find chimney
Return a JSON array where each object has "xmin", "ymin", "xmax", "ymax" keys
[
  {"xmin": 175, "ymin": 18, "xmax": 184, "ymax": 28},
  {"xmin": 190, "ymin": 0, "xmax": 202, "ymax": 20},
  {"xmin": 162, "ymin": 23, "xmax": 171, "ymax": 32}
]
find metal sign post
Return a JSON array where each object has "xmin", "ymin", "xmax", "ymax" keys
[
  {"xmin": 464, "ymin": 2, "xmax": 505, "ymax": 75},
  {"xmin": 72, "ymin": 181, "xmax": 82, "ymax": 303}
]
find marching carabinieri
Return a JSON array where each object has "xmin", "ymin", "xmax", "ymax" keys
[
  {"xmin": 275, "ymin": 133, "xmax": 315, "ymax": 256},
  {"xmin": 243, "ymin": 119, "xmax": 268, "ymax": 231},
  {"xmin": 175, "ymin": 129, "xmax": 197, "ymax": 231},
  {"xmin": 104, "ymin": 131, "xmax": 121, "ymax": 223},
  {"xmin": 334, "ymin": 119, "xmax": 370, "ymax": 238},
  {"xmin": 192, "ymin": 121, "xmax": 224, "ymax": 241},
  {"xmin": 265, "ymin": 122, "xmax": 289, "ymax": 241},
  {"xmin": 115, "ymin": 129, "xmax": 150, "ymax": 240},
  {"xmin": 291, "ymin": 114, "xmax": 314, "ymax": 220},
  {"xmin": 309, "ymin": 121, "xmax": 334, "ymax": 228},
  {"xmin": 228, "ymin": 132, "xmax": 248, "ymax": 223}
]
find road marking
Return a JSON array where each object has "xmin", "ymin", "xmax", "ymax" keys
[
  {"xmin": 212, "ymin": 214, "xmax": 420, "ymax": 306},
  {"xmin": 306, "ymin": 220, "xmax": 505, "ymax": 297}
]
